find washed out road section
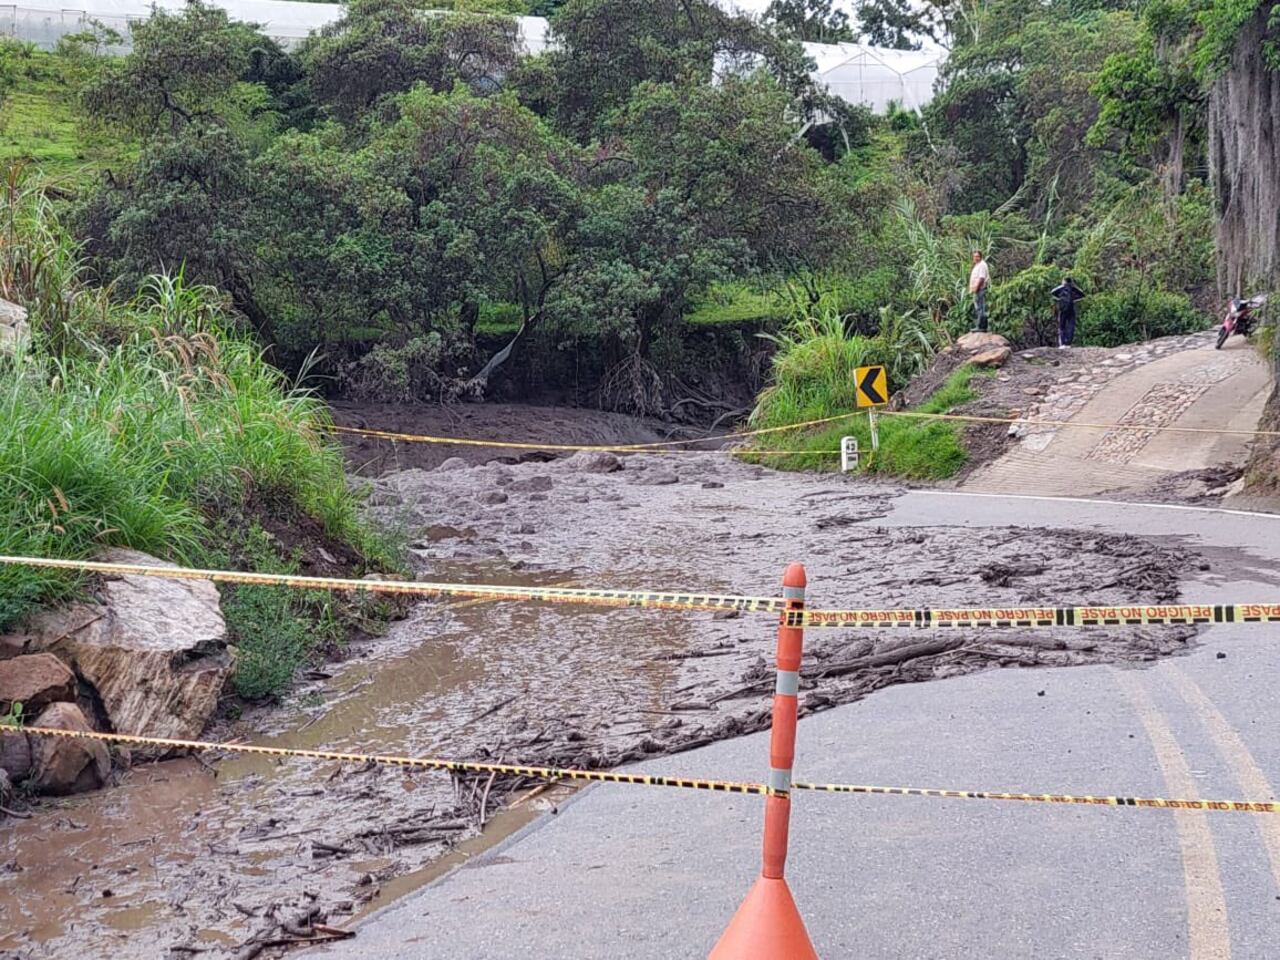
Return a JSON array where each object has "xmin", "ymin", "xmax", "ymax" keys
[
  {"xmin": 317, "ymin": 492, "xmax": 1280, "ymax": 960},
  {"xmin": 0, "ymin": 453, "xmax": 1225, "ymax": 957}
]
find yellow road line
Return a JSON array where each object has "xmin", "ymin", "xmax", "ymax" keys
[
  {"xmin": 1115, "ymin": 671, "xmax": 1231, "ymax": 960},
  {"xmin": 1162, "ymin": 664, "xmax": 1280, "ymax": 894}
]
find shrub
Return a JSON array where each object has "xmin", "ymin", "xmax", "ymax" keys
[
  {"xmin": 1076, "ymin": 288, "xmax": 1206, "ymax": 347},
  {"xmin": 988, "ymin": 264, "xmax": 1062, "ymax": 346}
]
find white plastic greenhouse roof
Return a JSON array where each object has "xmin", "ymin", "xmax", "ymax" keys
[{"xmin": 0, "ymin": 1, "xmax": 939, "ymax": 112}]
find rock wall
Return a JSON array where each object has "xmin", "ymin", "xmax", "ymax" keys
[
  {"xmin": 1209, "ymin": 11, "xmax": 1280, "ymax": 488},
  {"xmin": 1208, "ymin": 8, "xmax": 1280, "ymax": 298}
]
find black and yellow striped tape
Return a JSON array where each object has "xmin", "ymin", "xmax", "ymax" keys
[
  {"xmin": 8, "ymin": 727, "xmax": 1280, "ymax": 815},
  {"xmin": 793, "ymin": 603, "xmax": 1280, "ymax": 629},
  {"xmin": 7, "ymin": 727, "xmax": 768, "ymax": 795},
  {"xmin": 791, "ymin": 780, "xmax": 1280, "ymax": 814},
  {"xmin": 0, "ymin": 555, "xmax": 785, "ymax": 615},
  {"xmin": 4, "ymin": 556, "xmax": 1277, "ymax": 631}
]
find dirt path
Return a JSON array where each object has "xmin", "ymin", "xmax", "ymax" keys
[
  {"xmin": 964, "ymin": 333, "xmax": 1271, "ymax": 497},
  {"xmin": 0, "ymin": 419, "xmax": 1220, "ymax": 959}
]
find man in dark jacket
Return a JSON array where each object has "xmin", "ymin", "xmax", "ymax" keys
[{"xmin": 1051, "ymin": 277, "xmax": 1085, "ymax": 348}]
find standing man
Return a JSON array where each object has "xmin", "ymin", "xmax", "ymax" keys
[
  {"xmin": 969, "ymin": 250, "xmax": 990, "ymax": 332},
  {"xmin": 1051, "ymin": 276, "xmax": 1085, "ymax": 348}
]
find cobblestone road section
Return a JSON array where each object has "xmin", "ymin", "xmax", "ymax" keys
[{"xmin": 967, "ymin": 334, "xmax": 1271, "ymax": 496}]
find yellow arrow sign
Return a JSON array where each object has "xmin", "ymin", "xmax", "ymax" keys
[{"xmin": 855, "ymin": 365, "xmax": 889, "ymax": 408}]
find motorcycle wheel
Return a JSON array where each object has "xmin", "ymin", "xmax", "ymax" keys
[{"xmin": 1216, "ymin": 327, "xmax": 1230, "ymax": 350}]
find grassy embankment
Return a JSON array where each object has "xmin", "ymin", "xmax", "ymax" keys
[
  {"xmin": 743, "ymin": 308, "xmax": 992, "ymax": 479},
  {"xmin": 0, "ymin": 174, "xmax": 395, "ymax": 702},
  {"xmin": 0, "ymin": 42, "xmax": 133, "ymax": 185}
]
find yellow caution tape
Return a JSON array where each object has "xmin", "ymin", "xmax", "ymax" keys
[
  {"xmin": 792, "ymin": 603, "xmax": 1280, "ymax": 629},
  {"xmin": 791, "ymin": 779, "xmax": 1280, "ymax": 813},
  {"xmin": 9, "ymin": 728, "xmax": 1279, "ymax": 815},
  {"xmin": 326, "ymin": 412, "xmax": 863, "ymax": 453},
  {"xmin": 6, "ymin": 556, "xmax": 1279, "ymax": 631},
  {"xmin": 0, "ymin": 555, "xmax": 785, "ymax": 614},
  {"xmin": 10, "ymin": 727, "xmax": 769, "ymax": 795}
]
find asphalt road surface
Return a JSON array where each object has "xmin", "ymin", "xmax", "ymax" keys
[{"xmin": 317, "ymin": 491, "xmax": 1280, "ymax": 959}]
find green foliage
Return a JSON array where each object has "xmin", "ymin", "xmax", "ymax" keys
[
  {"xmin": 0, "ymin": 173, "xmax": 376, "ymax": 630},
  {"xmin": 0, "ymin": 42, "xmax": 132, "ymax": 183},
  {"xmin": 298, "ymin": 0, "xmax": 521, "ymax": 123},
  {"xmin": 212, "ymin": 525, "xmax": 342, "ymax": 701},
  {"xmin": 765, "ymin": 0, "xmax": 855, "ymax": 43},
  {"xmin": 1076, "ymin": 286, "xmax": 1205, "ymax": 346},
  {"xmin": 746, "ymin": 363, "xmax": 992, "ymax": 479},
  {"xmin": 989, "ymin": 264, "xmax": 1063, "ymax": 346},
  {"xmin": 750, "ymin": 303, "xmax": 938, "ymax": 432},
  {"xmin": 1195, "ymin": 0, "xmax": 1278, "ymax": 76},
  {"xmin": 0, "ymin": 701, "xmax": 22, "ymax": 728}
]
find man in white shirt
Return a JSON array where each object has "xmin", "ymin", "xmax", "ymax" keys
[{"xmin": 969, "ymin": 250, "xmax": 990, "ymax": 332}]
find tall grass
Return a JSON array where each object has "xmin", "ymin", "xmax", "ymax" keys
[
  {"xmin": 0, "ymin": 168, "xmax": 374, "ymax": 636},
  {"xmin": 746, "ymin": 302, "xmax": 986, "ymax": 480}
]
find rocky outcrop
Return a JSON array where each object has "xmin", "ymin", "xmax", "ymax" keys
[
  {"xmin": 955, "ymin": 332, "xmax": 1012, "ymax": 368},
  {"xmin": 26, "ymin": 548, "xmax": 234, "ymax": 742},
  {"xmin": 1208, "ymin": 9, "xmax": 1280, "ymax": 297},
  {"xmin": 27, "ymin": 702, "xmax": 110, "ymax": 795},
  {"xmin": 0, "ymin": 653, "xmax": 76, "ymax": 715},
  {"xmin": 0, "ymin": 298, "xmax": 28, "ymax": 356}
]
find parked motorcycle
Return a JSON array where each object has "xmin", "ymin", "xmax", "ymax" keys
[{"xmin": 1216, "ymin": 294, "xmax": 1268, "ymax": 350}]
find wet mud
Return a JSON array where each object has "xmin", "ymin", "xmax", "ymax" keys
[{"xmin": 1, "ymin": 432, "xmax": 1206, "ymax": 958}]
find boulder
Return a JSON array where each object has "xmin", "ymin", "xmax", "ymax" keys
[
  {"xmin": 566, "ymin": 451, "xmax": 624, "ymax": 474},
  {"xmin": 634, "ymin": 469, "xmax": 680, "ymax": 486},
  {"xmin": 0, "ymin": 729, "xmax": 34, "ymax": 783},
  {"xmin": 28, "ymin": 702, "xmax": 110, "ymax": 796},
  {"xmin": 0, "ymin": 653, "xmax": 76, "ymax": 715},
  {"xmin": 970, "ymin": 346, "xmax": 1013, "ymax": 368},
  {"xmin": 956, "ymin": 331, "xmax": 1010, "ymax": 353},
  {"xmin": 509, "ymin": 475, "xmax": 553, "ymax": 493},
  {"xmin": 0, "ymin": 298, "xmax": 29, "ymax": 356},
  {"xmin": 26, "ymin": 549, "xmax": 234, "ymax": 742}
]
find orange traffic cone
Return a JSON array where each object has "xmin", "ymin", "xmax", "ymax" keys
[
  {"xmin": 709, "ymin": 874, "xmax": 818, "ymax": 959},
  {"xmin": 709, "ymin": 563, "xmax": 818, "ymax": 959}
]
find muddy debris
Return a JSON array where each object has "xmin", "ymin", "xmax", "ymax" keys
[{"xmin": 1, "ymin": 444, "xmax": 1210, "ymax": 959}]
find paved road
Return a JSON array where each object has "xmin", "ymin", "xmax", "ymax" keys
[
  {"xmin": 317, "ymin": 492, "xmax": 1280, "ymax": 959},
  {"xmin": 967, "ymin": 338, "xmax": 1270, "ymax": 495}
]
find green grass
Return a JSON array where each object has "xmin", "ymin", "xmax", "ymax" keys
[
  {"xmin": 742, "ymin": 364, "xmax": 996, "ymax": 480},
  {"xmin": 476, "ymin": 301, "xmax": 523, "ymax": 335},
  {"xmin": 0, "ymin": 173, "xmax": 386, "ymax": 673},
  {"xmin": 0, "ymin": 46, "xmax": 133, "ymax": 186},
  {"xmin": 206, "ymin": 525, "xmax": 344, "ymax": 701},
  {"xmin": 686, "ymin": 283, "xmax": 788, "ymax": 326}
]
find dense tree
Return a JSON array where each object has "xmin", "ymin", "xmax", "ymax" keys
[
  {"xmin": 81, "ymin": 0, "xmax": 292, "ymax": 136},
  {"xmin": 298, "ymin": 0, "xmax": 521, "ymax": 123},
  {"xmin": 765, "ymin": 0, "xmax": 856, "ymax": 43}
]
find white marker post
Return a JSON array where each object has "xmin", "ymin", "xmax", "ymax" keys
[
  {"xmin": 840, "ymin": 437, "xmax": 859, "ymax": 473},
  {"xmin": 868, "ymin": 410, "xmax": 880, "ymax": 453}
]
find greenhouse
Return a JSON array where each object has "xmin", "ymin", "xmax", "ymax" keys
[{"xmin": 0, "ymin": 0, "xmax": 941, "ymax": 112}]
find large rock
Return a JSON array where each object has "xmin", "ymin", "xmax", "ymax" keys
[
  {"xmin": 28, "ymin": 702, "xmax": 110, "ymax": 795},
  {"xmin": 955, "ymin": 331, "xmax": 1010, "ymax": 353},
  {"xmin": 566, "ymin": 451, "xmax": 624, "ymax": 474},
  {"xmin": 26, "ymin": 549, "xmax": 234, "ymax": 741},
  {"xmin": 0, "ymin": 653, "xmax": 76, "ymax": 715},
  {"xmin": 0, "ymin": 728, "xmax": 34, "ymax": 783},
  {"xmin": 970, "ymin": 346, "xmax": 1013, "ymax": 368},
  {"xmin": 0, "ymin": 298, "xmax": 29, "ymax": 356}
]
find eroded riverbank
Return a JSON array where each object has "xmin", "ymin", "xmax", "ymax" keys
[{"xmin": 0, "ymin": 431, "xmax": 1210, "ymax": 958}]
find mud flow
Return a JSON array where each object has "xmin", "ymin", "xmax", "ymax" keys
[{"xmin": 1, "ymin": 431, "xmax": 1205, "ymax": 958}]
